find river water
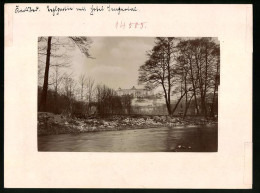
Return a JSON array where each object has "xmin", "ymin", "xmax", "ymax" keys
[{"xmin": 38, "ymin": 125, "xmax": 217, "ymax": 152}]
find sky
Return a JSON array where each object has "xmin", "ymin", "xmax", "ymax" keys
[
  {"xmin": 39, "ymin": 36, "xmax": 219, "ymax": 93},
  {"xmin": 70, "ymin": 37, "xmax": 155, "ymax": 90}
]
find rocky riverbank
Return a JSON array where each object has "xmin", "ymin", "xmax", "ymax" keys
[{"xmin": 38, "ymin": 112, "xmax": 217, "ymax": 136}]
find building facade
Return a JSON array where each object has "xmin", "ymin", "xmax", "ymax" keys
[{"xmin": 116, "ymin": 86, "xmax": 153, "ymax": 98}]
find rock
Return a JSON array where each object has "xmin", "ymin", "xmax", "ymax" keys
[
  {"xmin": 170, "ymin": 117, "xmax": 177, "ymax": 123},
  {"xmin": 153, "ymin": 116, "xmax": 160, "ymax": 122},
  {"xmin": 177, "ymin": 145, "xmax": 187, "ymax": 149},
  {"xmin": 124, "ymin": 118, "xmax": 130, "ymax": 123},
  {"xmin": 166, "ymin": 116, "xmax": 172, "ymax": 121},
  {"xmin": 103, "ymin": 121, "xmax": 109, "ymax": 126}
]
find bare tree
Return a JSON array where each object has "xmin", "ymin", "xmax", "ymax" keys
[
  {"xmin": 177, "ymin": 38, "xmax": 220, "ymax": 117},
  {"xmin": 49, "ymin": 65, "xmax": 64, "ymax": 113},
  {"xmin": 139, "ymin": 37, "xmax": 219, "ymax": 117},
  {"xmin": 86, "ymin": 77, "xmax": 95, "ymax": 104},
  {"xmin": 177, "ymin": 40, "xmax": 200, "ymax": 115},
  {"xmin": 120, "ymin": 94, "xmax": 132, "ymax": 114},
  {"xmin": 209, "ymin": 45, "xmax": 220, "ymax": 117},
  {"xmin": 78, "ymin": 74, "xmax": 87, "ymax": 101},
  {"xmin": 139, "ymin": 37, "xmax": 183, "ymax": 115},
  {"xmin": 176, "ymin": 52, "xmax": 195, "ymax": 116},
  {"xmin": 96, "ymin": 84, "xmax": 120, "ymax": 116},
  {"xmin": 39, "ymin": 37, "xmax": 52, "ymax": 111},
  {"xmin": 38, "ymin": 36, "xmax": 93, "ymax": 112},
  {"xmin": 62, "ymin": 73, "xmax": 77, "ymax": 115}
]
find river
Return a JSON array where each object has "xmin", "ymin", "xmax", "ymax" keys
[
  {"xmin": 38, "ymin": 125, "xmax": 218, "ymax": 152},
  {"xmin": 38, "ymin": 124, "xmax": 217, "ymax": 152}
]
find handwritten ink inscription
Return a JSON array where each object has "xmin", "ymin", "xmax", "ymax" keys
[
  {"xmin": 15, "ymin": 5, "xmax": 40, "ymax": 13},
  {"xmin": 14, "ymin": 4, "xmax": 138, "ymax": 16},
  {"xmin": 46, "ymin": 6, "xmax": 74, "ymax": 16},
  {"xmin": 90, "ymin": 5, "xmax": 138, "ymax": 15},
  {"xmin": 14, "ymin": 4, "xmax": 146, "ymax": 29},
  {"xmin": 90, "ymin": 5, "xmax": 104, "ymax": 15}
]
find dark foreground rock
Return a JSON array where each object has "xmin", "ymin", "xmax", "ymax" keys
[{"xmin": 38, "ymin": 112, "xmax": 217, "ymax": 136}]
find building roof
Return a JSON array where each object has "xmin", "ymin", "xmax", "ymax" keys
[{"xmin": 117, "ymin": 86, "xmax": 147, "ymax": 91}]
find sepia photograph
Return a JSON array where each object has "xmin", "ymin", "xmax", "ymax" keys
[
  {"xmin": 37, "ymin": 36, "xmax": 220, "ymax": 152},
  {"xmin": 4, "ymin": 3, "xmax": 252, "ymax": 188}
]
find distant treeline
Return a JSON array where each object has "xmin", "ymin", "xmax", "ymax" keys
[
  {"xmin": 38, "ymin": 84, "xmax": 217, "ymax": 118},
  {"xmin": 38, "ymin": 85, "xmax": 132, "ymax": 118}
]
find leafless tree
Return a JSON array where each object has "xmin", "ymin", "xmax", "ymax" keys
[
  {"xmin": 86, "ymin": 77, "xmax": 95, "ymax": 104},
  {"xmin": 120, "ymin": 95, "xmax": 132, "ymax": 114},
  {"xmin": 139, "ymin": 37, "xmax": 220, "ymax": 117},
  {"xmin": 62, "ymin": 73, "xmax": 77, "ymax": 115},
  {"xmin": 38, "ymin": 36, "xmax": 93, "ymax": 112},
  {"xmin": 177, "ymin": 38, "xmax": 220, "ymax": 117},
  {"xmin": 78, "ymin": 74, "xmax": 87, "ymax": 101},
  {"xmin": 139, "ymin": 37, "xmax": 186, "ymax": 115},
  {"xmin": 96, "ymin": 84, "xmax": 122, "ymax": 116},
  {"xmin": 48, "ymin": 65, "xmax": 65, "ymax": 113}
]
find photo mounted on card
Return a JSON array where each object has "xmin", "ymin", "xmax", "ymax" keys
[
  {"xmin": 5, "ymin": 4, "xmax": 252, "ymax": 188},
  {"xmin": 37, "ymin": 36, "xmax": 219, "ymax": 152}
]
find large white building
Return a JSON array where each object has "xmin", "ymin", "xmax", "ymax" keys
[{"xmin": 116, "ymin": 86, "xmax": 153, "ymax": 98}]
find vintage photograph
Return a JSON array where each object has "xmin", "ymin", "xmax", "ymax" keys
[{"xmin": 37, "ymin": 36, "xmax": 220, "ymax": 152}]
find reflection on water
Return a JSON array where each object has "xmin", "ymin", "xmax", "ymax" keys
[{"xmin": 38, "ymin": 125, "xmax": 217, "ymax": 152}]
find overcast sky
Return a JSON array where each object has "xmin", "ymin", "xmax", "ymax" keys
[
  {"xmin": 39, "ymin": 36, "xmax": 219, "ymax": 92},
  {"xmin": 70, "ymin": 37, "xmax": 155, "ymax": 90}
]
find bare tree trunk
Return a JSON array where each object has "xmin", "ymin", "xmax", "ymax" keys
[
  {"xmin": 203, "ymin": 48, "xmax": 208, "ymax": 118},
  {"xmin": 210, "ymin": 62, "xmax": 219, "ymax": 117},
  {"xmin": 162, "ymin": 83, "xmax": 171, "ymax": 115},
  {"xmin": 167, "ymin": 42, "xmax": 172, "ymax": 116},
  {"xmin": 210, "ymin": 84, "xmax": 217, "ymax": 117},
  {"xmin": 39, "ymin": 36, "xmax": 52, "ymax": 112},
  {"xmin": 53, "ymin": 66, "xmax": 59, "ymax": 114},
  {"xmin": 194, "ymin": 53, "xmax": 206, "ymax": 117},
  {"xmin": 184, "ymin": 71, "xmax": 188, "ymax": 115},
  {"xmin": 201, "ymin": 95, "xmax": 207, "ymax": 118},
  {"xmin": 171, "ymin": 90, "xmax": 188, "ymax": 115},
  {"xmin": 54, "ymin": 85, "xmax": 58, "ymax": 113},
  {"xmin": 188, "ymin": 58, "xmax": 199, "ymax": 115},
  {"xmin": 184, "ymin": 93, "xmax": 194, "ymax": 117}
]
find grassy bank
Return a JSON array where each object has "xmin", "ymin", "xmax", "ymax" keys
[{"xmin": 38, "ymin": 112, "xmax": 217, "ymax": 136}]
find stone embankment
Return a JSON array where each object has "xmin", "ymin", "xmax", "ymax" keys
[{"xmin": 38, "ymin": 112, "xmax": 217, "ymax": 136}]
